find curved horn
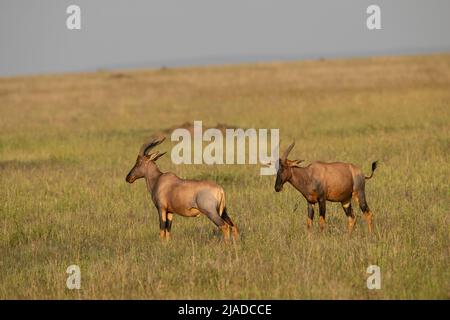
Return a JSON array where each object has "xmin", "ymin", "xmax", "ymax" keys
[
  {"xmin": 139, "ymin": 136, "xmax": 166, "ymax": 156},
  {"xmin": 281, "ymin": 141, "xmax": 295, "ymax": 160}
]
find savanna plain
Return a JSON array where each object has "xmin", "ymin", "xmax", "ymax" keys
[{"xmin": 0, "ymin": 54, "xmax": 449, "ymax": 299}]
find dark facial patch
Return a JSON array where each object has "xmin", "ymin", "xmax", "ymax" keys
[
  {"xmin": 125, "ymin": 156, "xmax": 146, "ymax": 183},
  {"xmin": 274, "ymin": 159, "xmax": 288, "ymax": 192}
]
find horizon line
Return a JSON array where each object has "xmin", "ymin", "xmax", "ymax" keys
[{"xmin": 2, "ymin": 48, "xmax": 450, "ymax": 79}]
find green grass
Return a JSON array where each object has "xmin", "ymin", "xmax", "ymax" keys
[{"xmin": 0, "ymin": 54, "xmax": 449, "ymax": 299}]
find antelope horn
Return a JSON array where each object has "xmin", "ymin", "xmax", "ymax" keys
[
  {"xmin": 139, "ymin": 136, "xmax": 166, "ymax": 156},
  {"xmin": 281, "ymin": 141, "xmax": 295, "ymax": 160}
]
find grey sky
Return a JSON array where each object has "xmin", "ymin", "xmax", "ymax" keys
[{"xmin": 0, "ymin": 0, "xmax": 449, "ymax": 77}]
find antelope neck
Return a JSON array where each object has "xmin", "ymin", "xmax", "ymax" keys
[
  {"xmin": 288, "ymin": 166, "xmax": 310, "ymax": 193},
  {"xmin": 144, "ymin": 166, "xmax": 163, "ymax": 193}
]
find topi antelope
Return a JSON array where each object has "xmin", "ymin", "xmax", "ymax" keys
[
  {"xmin": 274, "ymin": 142, "xmax": 378, "ymax": 234},
  {"xmin": 125, "ymin": 136, "xmax": 238, "ymax": 241}
]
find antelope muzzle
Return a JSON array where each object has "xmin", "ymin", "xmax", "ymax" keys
[
  {"xmin": 126, "ymin": 171, "xmax": 137, "ymax": 184},
  {"xmin": 274, "ymin": 175, "xmax": 283, "ymax": 192}
]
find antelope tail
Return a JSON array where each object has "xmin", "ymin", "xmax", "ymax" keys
[{"xmin": 365, "ymin": 161, "xmax": 378, "ymax": 180}]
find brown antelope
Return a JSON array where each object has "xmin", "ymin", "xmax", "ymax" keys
[
  {"xmin": 274, "ymin": 142, "xmax": 377, "ymax": 234},
  {"xmin": 125, "ymin": 136, "xmax": 238, "ymax": 241}
]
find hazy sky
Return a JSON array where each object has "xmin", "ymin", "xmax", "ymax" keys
[{"xmin": 1, "ymin": 0, "xmax": 449, "ymax": 76}]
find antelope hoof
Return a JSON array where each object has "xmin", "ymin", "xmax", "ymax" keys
[
  {"xmin": 232, "ymin": 225, "xmax": 239, "ymax": 241},
  {"xmin": 364, "ymin": 211, "xmax": 373, "ymax": 234},
  {"xmin": 307, "ymin": 217, "xmax": 313, "ymax": 230},
  {"xmin": 347, "ymin": 216, "xmax": 356, "ymax": 235},
  {"xmin": 319, "ymin": 216, "xmax": 326, "ymax": 230},
  {"xmin": 220, "ymin": 225, "xmax": 231, "ymax": 242}
]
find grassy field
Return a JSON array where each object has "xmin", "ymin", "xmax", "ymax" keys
[{"xmin": 0, "ymin": 54, "xmax": 449, "ymax": 299}]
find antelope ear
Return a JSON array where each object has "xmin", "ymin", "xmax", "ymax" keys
[
  {"xmin": 288, "ymin": 159, "xmax": 304, "ymax": 167},
  {"xmin": 148, "ymin": 151, "xmax": 166, "ymax": 162}
]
